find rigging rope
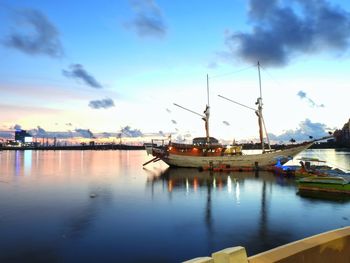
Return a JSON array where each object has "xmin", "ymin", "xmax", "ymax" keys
[{"xmin": 210, "ymin": 64, "xmax": 256, "ymax": 79}]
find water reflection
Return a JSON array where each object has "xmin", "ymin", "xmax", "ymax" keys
[
  {"xmin": 62, "ymin": 183, "xmax": 113, "ymax": 239},
  {"xmin": 24, "ymin": 150, "xmax": 32, "ymax": 175},
  {"xmin": 297, "ymin": 190, "xmax": 350, "ymax": 203},
  {"xmin": 147, "ymin": 168, "xmax": 285, "ymax": 252},
  {"xmin": 0, "ymin": 150, "xmax": 349, "ymax": 262}
]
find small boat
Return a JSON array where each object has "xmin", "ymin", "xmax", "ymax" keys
[
  {"xmin": 144, "ymin": 62, "xmax": 331, "ymax": 169},
  {"xmin": 298, "ymin": 176, "xmax": 350, "ymax": 195},
  {"xmin": 294, "ymin": 158, "xmax": 349, "ymax": 178}
]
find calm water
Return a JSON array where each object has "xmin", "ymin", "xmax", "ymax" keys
[{"xmin": 0, "ymin": 149, "xmax": 349, "ymax": 262}]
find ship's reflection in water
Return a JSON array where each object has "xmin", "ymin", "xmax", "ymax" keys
[
  {"xmin": 146, "ymin": 164, "xmax": 350, "ymax": 258},
  {"xmin": 0, "ymin": 150, "xmax": 349, "ymax": 263}
]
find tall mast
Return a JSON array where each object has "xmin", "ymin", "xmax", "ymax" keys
[
  {"xmin": 218, "ymin": 63, "xmax": 272, "ymax": 152},
  {"xmin": 173, "ymin": 74, "xmax": 210, "ymax": 144},
  {"xmin": 257, "ymin": 62, "xmax": 265, "ymax": 152},
  {"xmin": 257, "ymin": 61, "xmax": 271, "ymax": 153},
  {"xmin": 204, "ymin": 74, "xmax": 210, "ymax": 144},
  {"xmin": 207, "ymin": 74, "xmax": 210, "ymax": 106},
  {"xmin": 258, "ymin": 61, "xmax": 262, "ymax": 99}
]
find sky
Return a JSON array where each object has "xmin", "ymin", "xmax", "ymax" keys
[{"xmin": 0, "ymin": 0, "xmax": 350, "ymax": 142}]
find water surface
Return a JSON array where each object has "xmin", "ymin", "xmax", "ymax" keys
[{"xmin": 0, "ymin": 149, "xmax": 349, "ymax": 262}]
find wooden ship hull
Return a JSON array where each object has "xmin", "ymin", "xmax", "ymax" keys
[{"xmin": 150, "ymin": 142, "xmax": 313, "ymax": 168}]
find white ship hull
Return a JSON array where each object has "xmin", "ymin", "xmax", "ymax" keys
[{"xmin": 159, "ymin": 143, "xmax": 312, "ymax": 168}]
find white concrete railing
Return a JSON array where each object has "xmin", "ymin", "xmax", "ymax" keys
[{"xmin": 183, "ymin": 226, "xmax": 350, "ymax": 263}]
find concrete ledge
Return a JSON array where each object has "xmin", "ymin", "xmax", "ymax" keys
[
  {"xmin": 183, "ymin": 257, "xmax": 214, "ymax": 263},
  {"xmin": 248, "ymin": 226, "xmax": 350, "ymax": 263},
  {"xmin": 183, "ymin": 227, "xmax": 350, "ymax": 263},
  {"xmin": 212, "ymin": 246, "xmax": 248, "ymax": 263}
]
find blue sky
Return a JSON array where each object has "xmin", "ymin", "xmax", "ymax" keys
[{"xmin": 0, "ymin": 0, "xmax": 350, "ymax": 141}]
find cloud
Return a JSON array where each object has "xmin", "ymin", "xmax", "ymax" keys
[
  {"xmin": 223, "ymin": 121, "xmax": 230, "ymax": 126},
  {"xmin": 268, "ymin": 118, "xmax": 328, "ymax": 142},
  {"xmin": 12, "ymin": 124, "xmax": 22, "ymax": 130},
  {"xmin": 166, "ymin": 108, "xmax": 171, "ymax": 113},
  {"xmin": 3, "ymin": 8, "xmax": 63, "ymax": 57},
  {"xmin": 126, "ymin": 0, "xmax": 167, "ymax": 38},
  {"xmin": 75, "ymin": 128, "xmax": 94, "ymax": 138},
  {"xmin": 28, "ymin": 126, "xmax": 48, "ymax": 137},
  {"xmin": 171, "ymin": 120, "xmax": 177, "ymax": 124},
  {"xmin": 297, "ymin": 90, "xmax": 306, "ymax": 99},
  {"xmin": 120, "ymin": 126, "xmax": 143, "ymax": 137},
  {"xmin": 207, "ymin": 61, "xmax": 219, "ymax": 69},
  {"xmin": 88, "ymin": 98, "xmax": 115, "ymax": 109},
  {"xmin": 0, "ymin": 130, "xmax": 14, "ymax": 139},
  {"xmin": 297, "ymin": 90, "xmax": 325, "ymax": 108},
  {"xmin": 225, "ymin": 0, "xmax": 350, "ymax": 66},
  {"xmin": 63, "ymin": 64, "xmax": 103, "ymax": 89},
  {"xmin": 101, "ymin": 132, "xmax": 112, "ymax": 138}
]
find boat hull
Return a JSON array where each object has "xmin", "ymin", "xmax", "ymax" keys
[
  {"xmin": 298, "ymin": 177, "xmax": 350, "ymax": 195},
  {"xmin": 159, "ymin": 143, "xmax": 312, "ymax": 168}
]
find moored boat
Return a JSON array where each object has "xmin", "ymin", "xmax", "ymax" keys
[
  {"xmin": 298, "ymin": 176, "xmax": 350, "ymax": 195},
  {"xmin": 150, "ymin": 138, "xmax": 315, "ymax": 168},
  {"xmin": 144, "ymin": 62, "xmax": 332, "ymax": 169}
]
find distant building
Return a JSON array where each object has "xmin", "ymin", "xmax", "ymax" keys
[
  {"xmin": 334, "ymin": 119, "xmax": 350, "ymax": 148},
  {"xmin": 15, "ymin": 130, "xmax": 32, "ymax": 144}
]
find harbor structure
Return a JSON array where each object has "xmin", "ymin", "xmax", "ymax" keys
[
  {"xmin": 14, "ymin": 129, "xmax": 33, "ymax": 144},
  {"xmin": 334, "ymin": 119, "xmax": 350, "ymax": 148}
]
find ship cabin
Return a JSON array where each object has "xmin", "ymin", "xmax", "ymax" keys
[{"xmin": 167, "ymin": 137, "xmax": 242, "ymax": 156}]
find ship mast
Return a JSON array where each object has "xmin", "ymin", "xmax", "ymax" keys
[
  {"xmin": 173, "ymin": 74, "xmax": 211, "ymax": 145},
  {"xmin": 204, "ymin": 74, "xmax": 210, "ymax": 144},
  {"xmin": 256, "ymin": 62, "xmax": 271, "ymax": 153},
  {"xmin": 218, "ymin": 62, "xmax": 272, "ymax": 153}
]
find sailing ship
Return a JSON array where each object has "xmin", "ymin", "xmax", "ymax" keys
[{"xmin": 144, "ymin": 62, "xmax": 331, "ymax": 169}]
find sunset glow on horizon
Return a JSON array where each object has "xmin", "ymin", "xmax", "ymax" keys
[{"xmin": 1, "ymin": 0, "xmax": 350, "ymax": 142}]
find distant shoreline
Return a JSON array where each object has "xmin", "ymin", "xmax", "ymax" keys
[
  {"xmin": 0, "ymin": 144, "xmax": 145, "ymax": 151},
  {"xmin": 0, "ymin": 141, "xmax": 348, "ymax": 151}
]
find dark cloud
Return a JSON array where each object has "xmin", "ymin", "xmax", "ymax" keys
[
  {"xmin": 171, "ymin": 120, "xmax": 177, "ymax": 124},
  {"xmin": 223, "ymin": 121, "xmax": 230, "ymax": 126},
  {"xmin": 75, "ymin": 129, "xmax": 94, "ymax": 138},
  {"xmin": 63, "ymin": 64, "xmax": 103, "ymax": 89},
  {"xmin": 126, "ymin": 0, "xmax": 167, "ymax": 38},
  {"xmin": 166, "ymin": 108, "xmax": 171, "ymax": 113},
  {"xmin": 88, "ymin": 98, "xmax": 115, "ymax": 109},
  {"xmin": 297, "ymin": 90, "xmax": 325, "ymax": 108},
  {"xmin": 268, "ymin": 118, "xmax": 328, "ymax": 142},
  {"xmin": 225, "ymin": 0, "xmax": 350, "ymax": 66},
  {"xmin": 120, "ymin": 126, "xmax": 143, "ymax": 137},
  {"xmin": 4, "ymin": 9, "xmax": 63, "ymax": 57},
  {"xmin": 66, "ymin": 123, "xmax": 73, "ymax": 126}
]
